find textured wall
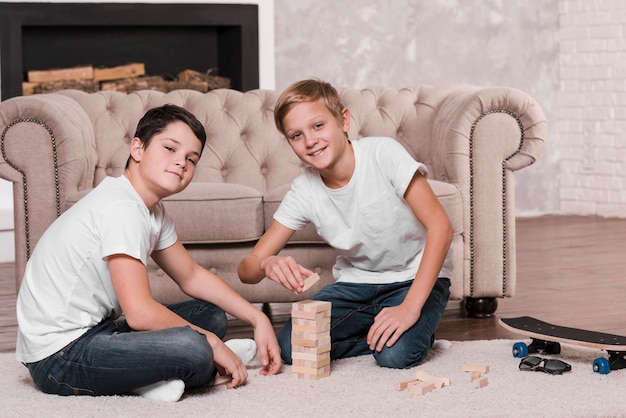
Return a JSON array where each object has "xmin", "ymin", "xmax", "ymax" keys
[
  {"xmin": 557, "ymin": 1, "xmax": 626, "ymax": 217},
  {"xmin": 275, "ymin": 0, "xmax": 561, "ymax": 216}
]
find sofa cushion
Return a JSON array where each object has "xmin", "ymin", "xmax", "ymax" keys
[
  {"xmin": 163, "ymin": 182, "xmax": 263, "ymax": 243},
  {"xmin": 264, "ymin": 184, "xmax": 326, "ymax": 244}
]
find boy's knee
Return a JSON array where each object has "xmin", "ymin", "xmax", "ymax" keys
[
  {"xmin": 176, "ymin": 327, "xmax": 214, "ymax": 367},
  {"xmin": 174, "ymin": 327, "xmax": 216, "ymax": 386},
  {"xmin": 373, "ymin": 338, "xmax": 430, "ymax": 369}
]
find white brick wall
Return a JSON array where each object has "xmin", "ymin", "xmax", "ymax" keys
[{"xmin": 558, "ymin": 0, "xmax": 626, "ymax": 216}]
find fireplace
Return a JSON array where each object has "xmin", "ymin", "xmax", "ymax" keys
[{"xmin": 0, "ymin": 3, "xmax": 259, "ymax": 100}]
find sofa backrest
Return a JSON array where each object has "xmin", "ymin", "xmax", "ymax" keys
[{"xmin": 56, "ymin": 86, "xmax": 444, "ymax": 195}]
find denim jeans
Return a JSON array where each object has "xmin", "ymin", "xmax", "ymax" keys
[
  {"xmin": 26, "ymin": 299, "xmax": 227, "ymax": 396},
  {"xmin": 278, "ymin": 278, "xmax": 450, "ymax": 369}
]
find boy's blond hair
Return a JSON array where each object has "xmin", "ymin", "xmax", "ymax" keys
[{"xmin": 274, "ymin": 78, "xmax": 346, "ymax": 137}]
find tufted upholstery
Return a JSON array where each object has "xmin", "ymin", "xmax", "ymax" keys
[{"xmin": 0, "ymin": 86, "xmax": 546, "ymax": 314}]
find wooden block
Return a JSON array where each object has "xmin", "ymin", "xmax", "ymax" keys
[
  {"xmin": 292, "ymin": 320, "xmax": 331, "ymax": 333},
  {"xmin": 292, "ymin": 356, "xmax": 330, "ymax": 368},
  {"xmin": 293, "ymin": 300, "xmax": 331, "ymax": 313},
  {"xmin": 293, "ymin": 368, "xmax": 331, "ymax": 380},
  {"xmin": 414, "ymin": 370, "xmax": 450, "ymax": 388},
  {"xmin": 292, "ymin": 363, "xmax": 331, "ymax": 377},
  {"xmin": 462, "ymin": 364, "xmax": 490, "ymax": 373},
  {"xmin": 395, "ymin": 378, "xmax": 419, "ymax": 391},
  {"xmin": 291, "ymin": 309, "xmax": 331, "ymax": 321},
  {"xmin": 437, "ymin": 377, "xmax": 451, "ymax": 388},
  {"xmin": 292, "ymin": 335, "xmax": 331, "ymax": 348},
  {"xmin": 301, "ymin": 273, "xmax": 321, "ymax": 292},
  {"xmin": 292, "ymin": 351, "xmax": 330, "ymax": 363},
  {"xmin": 93, "ymin": 63, "xmax": 145, "ymax": 82},
  {"xmin": 212, "ymin": 374, "xmax": 232, "ymax": 386},
  {"xmin": 407, "ymin": 381, "xmax": 435, "ymax": 395},
  {"xmin": 292, "ymin": 329, "xmax": 327, "ymax": 341},
  {"xmin": 414, "ymin": 371, "xmax": 436, "ymax": 383},
  {"xmin": 472, "ymin": 376, "xmax": 488, "ymax": 388},
  {"xmin": 28, "ymin": 65, "xmax": 94, "ymax": 82},
  {"xmin": 291, "ymin": 301, "xmax": 331, "ymax": 321},
  {"xmin": 471, "ymin": 371, "xmax": 482, "ymax": 381},
  {"xmin": 292, "ymin": 344, "xmax": 331, "ymax": 355}
]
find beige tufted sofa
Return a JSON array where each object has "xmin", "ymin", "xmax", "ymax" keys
[{"xmin": 0, "ymin": 86, "xmax": 546, "ymax": 317}]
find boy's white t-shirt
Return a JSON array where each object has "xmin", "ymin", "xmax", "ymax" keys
[
  {"xmin": 16, "ymin": 175, "xmax": 177, "ymax": 363},
  {"xmin": 274, "ymin": 136, "xmax": 453, "ymax": 285}
]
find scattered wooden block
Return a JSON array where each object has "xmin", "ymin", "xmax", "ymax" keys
[
  {"xmin": 462, "ymin": 363, "xmax": 489, "ymax": 388},
  {"xmin": 395, "ymin": 378, "xmax": 419, "ymax": 391},
  {"xmin": 396, "ymin": 370, "xmax": 450, "ymax": 395},
  {"xmin": 472, "ymin": 376, "xmax": 489, "ymax": 388},
  {"xmin": 407, "ymin": 381, "xmax": 435, "ymax": 395},
  {"xmin": 414, "ymin": 371, "xmax": 449, "ymax": 388}
]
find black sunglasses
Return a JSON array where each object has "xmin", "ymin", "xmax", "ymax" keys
[{"xmin": 519, "ymin": 356, "xmax": 572, "ymax": 375}]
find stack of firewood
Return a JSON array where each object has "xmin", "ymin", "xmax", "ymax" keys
[{"xmin": 22, "ymin": 63, "xmax": 231, "ymax": 95}]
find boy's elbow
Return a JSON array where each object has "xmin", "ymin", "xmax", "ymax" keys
[
  {"xmin": 442, "ymin": 217, "xmax": 454, "ymax": 247},
  {"xmin": 237, "ymin": 260, "xmax": 263, "ymax": 284}
]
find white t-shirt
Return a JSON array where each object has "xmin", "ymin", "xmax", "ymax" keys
[
  {"xmin": 274, "ymin": 137, "xmax": 453, "ymax": 285},
  {"xmin": 16, "ymin": 175, "xmax": 177, "ymax": 363}
]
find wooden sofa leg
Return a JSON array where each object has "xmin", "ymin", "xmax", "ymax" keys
[
  {"xmin": 262, "ymin": 303, "xmax": 273, "ymax": 321},
  {"xmin": 464, "ymin": 297, "xmax": 498, "ymax": 318}
]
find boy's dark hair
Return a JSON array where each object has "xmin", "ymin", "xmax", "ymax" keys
[
  {"xmin": 126, "ymin": 104, "xmax": 207, "ymax": 168},
  {"xmin": 274, "ymin": 78, "xmax": 346, "ymax": 137}
]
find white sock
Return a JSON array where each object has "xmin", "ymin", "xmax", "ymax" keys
[
  {"xmin": 225, "ymin": 338, "xmax": 258, "ymax": 365},
  {"xmin": 133, "ymin": 379, "xmax": 185, "ymax": 402},
  {"xmin": 432, "ymin": 339, "xmax": 452, "ymax": 350}
]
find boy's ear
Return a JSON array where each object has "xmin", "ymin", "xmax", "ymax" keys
[
  {"xmin": 129, "ymin": 137, "xmax": 144, "ymax": 163},
  {"xmin": 341, "ymin": 108, "xmax": 351, "ymax": 133}
]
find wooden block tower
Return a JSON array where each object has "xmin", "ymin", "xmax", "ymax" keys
[{"xmin": 291, "ymin": 300, "xmax": 332, "ymax": 380}]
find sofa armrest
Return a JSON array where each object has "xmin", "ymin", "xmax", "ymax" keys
[
  {"xmin": 430, "ymin": 86, "xmax": 547, "ymax": 298},
  {"xmin": 0, "ymin": 93, "xmax": 98, "ymax": 287}
]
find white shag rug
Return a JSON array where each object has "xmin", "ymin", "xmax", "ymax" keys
[{"xmin": 2, "ymin": 339, "xmax": 625, "ymax": 417}]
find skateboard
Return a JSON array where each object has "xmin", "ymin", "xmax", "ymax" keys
[{"xmin": 499, "ymin": 316, "xmax": 626, "ymax": 374}]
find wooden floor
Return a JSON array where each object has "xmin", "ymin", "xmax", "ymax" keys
[{"xmin": 2, "ymin": 215, "xmax": 626, "ymax": 353}]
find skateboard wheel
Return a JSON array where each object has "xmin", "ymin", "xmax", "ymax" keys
[
  {"xmin": 512, "ymin": 342, "xmax": 528, "ymax": 358},
  {"xmin": 593, "ymin": 358, "xmax": 610, "ymax": 374},
  {"xmin": 545, "ymin": 342, "xmax": 561, "ymax": 355}
]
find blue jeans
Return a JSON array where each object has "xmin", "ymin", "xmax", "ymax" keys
[
  {"xmin": 26, "ymin": 299, "xmax": 227, "ymax": 396},
  {"xmin": 278, "ymin": 278, "xmax": 450, "ymax": 369}
]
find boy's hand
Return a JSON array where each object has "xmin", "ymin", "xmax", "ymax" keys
[
  {"xmin": 252, "ymin": 317, "xmax": 282, "ymax": 376},
  {"xmin": 261, "ymin": 255, "xmax": 313, "ymax": 293},
  {"xmin": 367, "ymin": 304, "xmax": 420, "ymax": 352},
  {"xmin": 211, "ymin": 340, "xmax": 248, "ymax": 389}
]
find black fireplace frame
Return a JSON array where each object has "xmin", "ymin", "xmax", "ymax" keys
[{"xmin": 0, "ymin": 2, "xmax": 259, "ymax": 100}]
